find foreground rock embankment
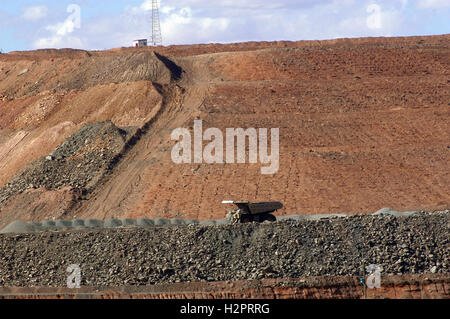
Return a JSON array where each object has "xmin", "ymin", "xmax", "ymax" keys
[{"xmin": 0, "ymin": 212, "xmax": 448, "ymax": 287}]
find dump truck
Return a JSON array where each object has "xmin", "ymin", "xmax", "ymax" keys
[{"xmin": 222, "ymin": 200, "xmax": 282, "ymax": 224}]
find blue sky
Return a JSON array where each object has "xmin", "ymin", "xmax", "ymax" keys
[{"xmin": 0, "ymin": 0, "xmax": 449, "ymax": 52}]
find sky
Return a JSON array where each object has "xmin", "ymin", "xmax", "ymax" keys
[{"xmin": 0, "ymin": 0, "xmax": 449, "ymax": 52}]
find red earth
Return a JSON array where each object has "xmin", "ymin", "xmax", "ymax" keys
[
  {"xmin": 0, "ymin": 274, "xmax": 448, "ymax": 299},
  {"xmin": 0, "ymin": 35, "xmax": 449, "ymax": 227}
]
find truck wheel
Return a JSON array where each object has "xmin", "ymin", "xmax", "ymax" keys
[
  {"xmin": 261, "ymin": 214, "xmax": 276, "ymax": 222},
  {"xmin": 240, "ymin": 215, "xmax": 253, "ymax": 223}
]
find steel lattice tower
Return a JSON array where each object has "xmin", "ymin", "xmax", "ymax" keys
[{"xmin": 151, "ymin": 0, "xmax": 162, "ymax": 46}]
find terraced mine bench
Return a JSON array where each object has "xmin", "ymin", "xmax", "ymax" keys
[{"xmin": 0, "ymin": 208, "xmax": 436, "ymax": 234}]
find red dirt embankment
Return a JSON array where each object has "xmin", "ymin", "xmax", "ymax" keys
[
  {"xmin": 0, "ymin": 35, "xmax": 449, "ymax": 226},
  {"xmin": 0, "ymin": 275, "xmax": 448, "ymax": 299}
]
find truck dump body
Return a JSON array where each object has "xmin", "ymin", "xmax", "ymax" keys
[
  {"xmin": 223, "ymin": 201, "xmax": 283, "ymax": 223},
  {"xmin": 248, "ymin": 202, "xmax": 283, "ymax": 215}
]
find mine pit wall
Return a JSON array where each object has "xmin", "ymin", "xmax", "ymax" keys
[
  {"xmin": 0, "ymin": 275, "xmax": 448, "ymax": 299},
  {"xmin": 1, "ymin": 35, "xmax": 449, "ymax": 225},
  {"xmin": 0, "ymin": 66, "xmax": 182, "ymax": 228},
  {"xmin": 0, "ymin": 50, "xmax": 175, "ymax": 188}
]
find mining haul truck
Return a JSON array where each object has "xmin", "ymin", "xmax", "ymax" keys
[{"xmin": 222, "ymin": 200, "xmax": 282, "ymax": 224}]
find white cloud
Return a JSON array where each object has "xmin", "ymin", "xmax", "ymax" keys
[
  {"xmin": 364, "ymin": 3, "xmax": 405, "ymax": 33},
  {"xmin": 170, "ymin": 7, "xmax": 192, "ymax": 24},
  {"xmin": 416, "ymin": 0, "xmax": 450, "ymax": 8},
  {"xmin": 162, "ymin": 0, "xmax": 320, "ymax": 10},
  {"xmin": 140, "ymin": 0, "xmax": 155, "ymax": 11},
  {"xmin": 33, "ymin": 36, "xmax": 84, "ymax": 49},
  {"xmin": 32, "ymin": 4, "xmax": 82, "ymax": 49},
  {"xmin": 98, "ymin": 0, "xmax": 404, "ymax": 47},
  {"xmin": 22, "ymin": 6, "xmax": 48, "ymax": 21},
  {"xmin": 161, "ymin": 6, "xmax": 176, "ymax": 14},
  {"xmin": 46, "ymin": 20, "xmax": 77, "ymax": 36},
  {"xmin": 367, "ymin": 4, "xmax": 382, "ymax": 29},
  {"xmin": 25, "ymin": 0, "xmax": 448, "ymax": 51}
]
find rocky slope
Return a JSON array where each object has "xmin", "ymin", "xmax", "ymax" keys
[{"xmin": 0, "ymin": 213, "xmax": 448, "ymax": 287}]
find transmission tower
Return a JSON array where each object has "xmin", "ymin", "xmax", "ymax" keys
[{"xmin": 151, "ymin": 0, "xmax": 162, "ymax": 46}]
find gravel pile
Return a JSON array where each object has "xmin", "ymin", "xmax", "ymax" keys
[
  {"xmin": 0, "ymin": 212, "xmax": 448, "ymax": 287},
  {"xmin": 0, "ymin": 218, "xmax": 230, "ymax": 234},
  {"xmin": 0, "ymin": 208, "xmax": 430, "ymax": 234},
  {"xmin": 0, "ymin": 121, "xmax": 131, "ymax": 207}
]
